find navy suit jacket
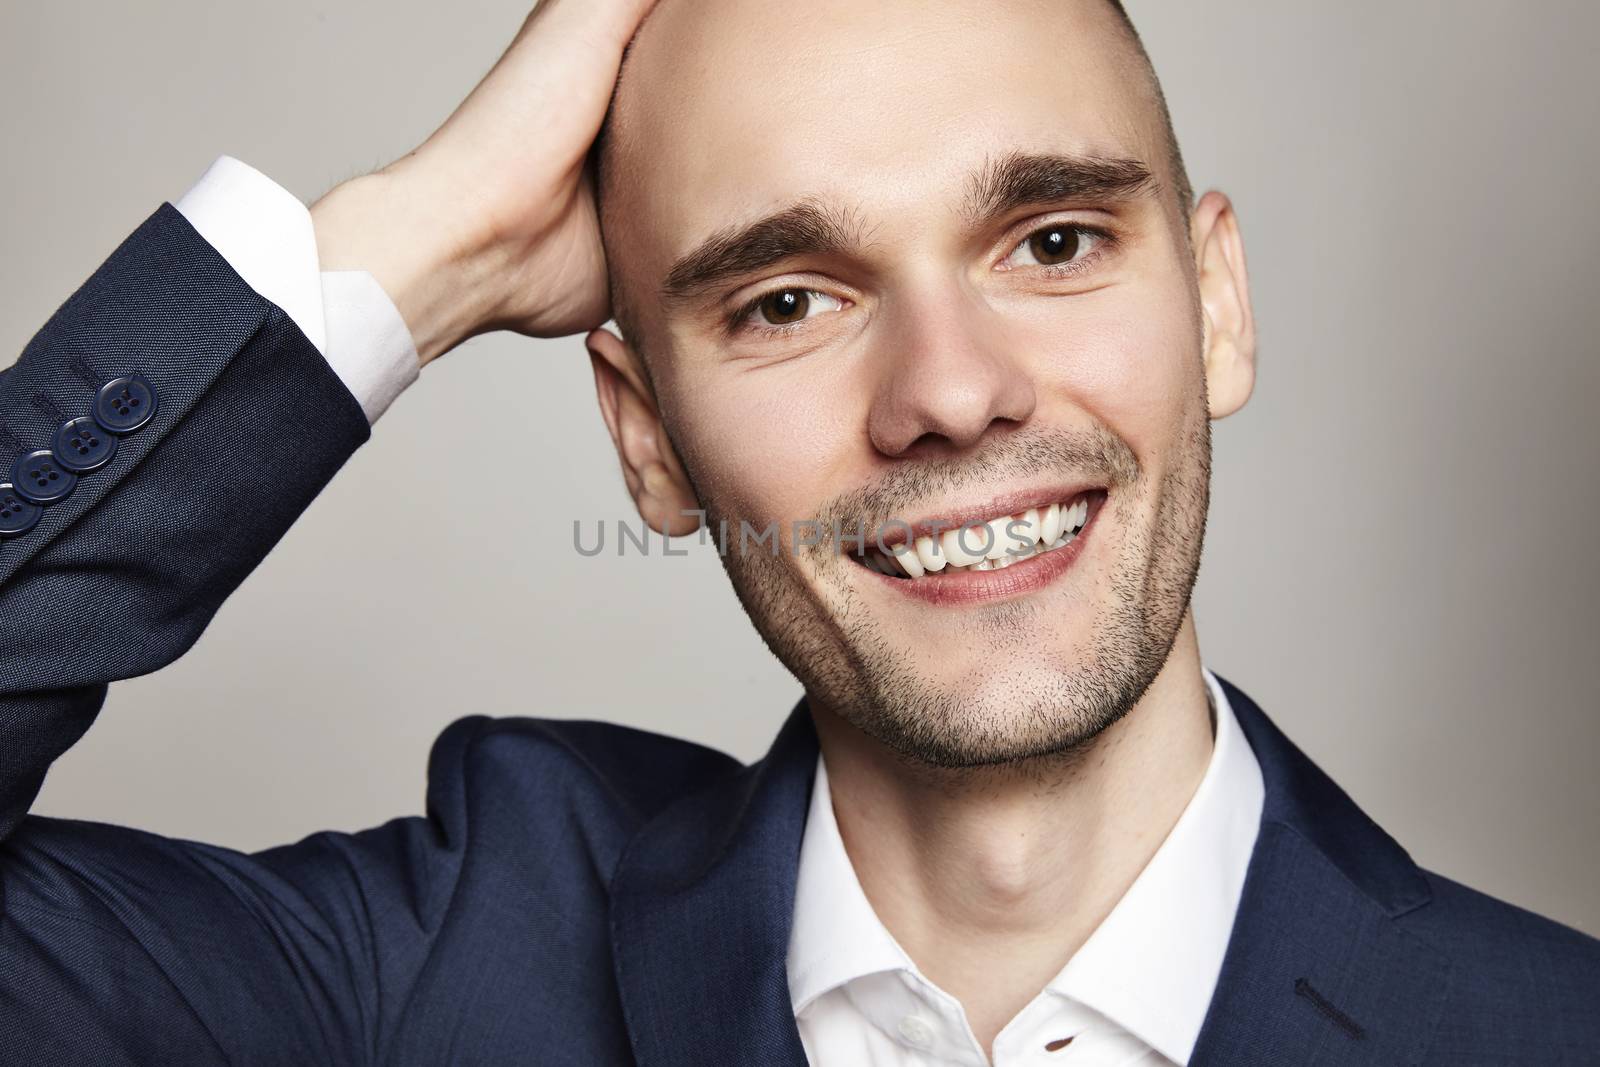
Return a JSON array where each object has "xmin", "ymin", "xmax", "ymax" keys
[{"xmin": 1, "ymin": 206, "xmax": 1597, "ymax": 1065}]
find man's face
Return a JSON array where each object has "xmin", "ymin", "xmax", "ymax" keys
[{"xmin": 595, "ymin": 0, "xmax": 1251, "ymax": 766}]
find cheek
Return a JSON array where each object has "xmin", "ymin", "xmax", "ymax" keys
[
  {"xmin": 670, "ymin": 359, "xmax": 867, "ymax": 530},
  {"xmin": 1029, "ymin": 278, "xmax": 1203, "ymax": 462}
]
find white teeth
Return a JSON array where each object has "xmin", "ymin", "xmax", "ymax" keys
[
  {"xmin": 889, "ymin": 541, "xmax": 925, "ymax": 578},
  {"xmin": 940, "ymin": 526, "xmax": 987, "ymax": 568},
  {"xmin": 1012, "ymin": 508, "xmax": 1041, "ymax": 557},
  {"xmin": 1040, "ymin": 502, "xmax": 1063, "ymax": 545},
  {"xmin": 861, "ymin": 493, "xmax": 1094, "ymax": 580},
  {"xmin": 984, "ymin": 515, "xmax": 1017, "ymax": 560}
]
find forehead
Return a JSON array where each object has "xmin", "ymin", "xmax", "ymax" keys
[{"xmin": 611, "ymin": 0, "xmax": 1161, "ymax": 267}]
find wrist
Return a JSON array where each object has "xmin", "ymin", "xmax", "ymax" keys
[{"xmin": 310, "ymin": 165, "xmax": 506, "ymax": 367}]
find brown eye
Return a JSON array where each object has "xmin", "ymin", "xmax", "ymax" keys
[
  {"xmin": 758, "ymin": 289, "xmax": 810, "ymax": 325},
  {"xmin": 734, "ymin": 287, "xmax": 845, "ymax": 333},
  {"xmin": 1027, "ymin": 225, "xmax": 1082, "ymax": 265},
  {"xmin": 1001, "ymin": 223, "xmax": 1105, "ymax": 272}
]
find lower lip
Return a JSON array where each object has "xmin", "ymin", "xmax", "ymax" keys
[{"xmin": 859, "ymin": 492, "xmax": 1105, "ymax": 606}]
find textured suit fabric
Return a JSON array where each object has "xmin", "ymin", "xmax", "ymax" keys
[{"xmin": 0, "ymin": 208, "xmax": 1596, "ymax": 1066}]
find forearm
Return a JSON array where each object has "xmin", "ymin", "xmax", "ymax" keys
[
  {"xmin": 0, "ymin": 0, "xmax": 649, "ymax": 842},
  {"xmin": 310, "ymin": 166, "xmax": 509, "ymax": 369},
  {"xmin": 0, "ymin": 205, "xmax": 371, "ymax": 842}
]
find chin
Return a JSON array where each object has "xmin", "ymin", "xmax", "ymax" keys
[{"xmin": 842, "ymin": 645, "xmax": 1129, "ymax": 769}]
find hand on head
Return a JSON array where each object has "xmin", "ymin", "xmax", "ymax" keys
[{"xmin": 310, "ymin": 0, "xmax": 659, "ymax": 365}]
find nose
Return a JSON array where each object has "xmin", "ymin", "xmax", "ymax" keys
[{"xmin": 866, "ymin": 289, "xmax": 1037, "ymax": 460}]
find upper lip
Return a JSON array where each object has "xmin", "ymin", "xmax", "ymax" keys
[{"xmin": 857, "ymin": 483, "xmax": 1106, "ymax": 551}]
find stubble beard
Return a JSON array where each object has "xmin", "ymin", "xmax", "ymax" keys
[{"xmin": 696, "ymin": 396, "xmax": 1213, "ymax": 771}]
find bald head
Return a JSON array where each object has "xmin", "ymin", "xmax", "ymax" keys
[{"xmin": 589, "ymin": 0, "xmax": 1193, "ymax": 366}]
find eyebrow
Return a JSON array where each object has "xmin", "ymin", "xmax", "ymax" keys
[{"xmin": 658, "ymin": 150, "xmax": 1155, "ymax": 309}]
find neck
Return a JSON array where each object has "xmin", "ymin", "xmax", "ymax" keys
[{"xmin": 810, "ymin": 611, "xmax": 1214, "ymax": 1054}]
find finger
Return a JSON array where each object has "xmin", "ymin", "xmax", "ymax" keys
[{"xmin": 478, "ymin": 0, "xmax": 662, "ymax": 145}]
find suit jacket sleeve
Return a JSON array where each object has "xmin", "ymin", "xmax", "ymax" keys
[{"xmin": 0, "ymin": 205, "xmax": 480, "ymax": 1065}]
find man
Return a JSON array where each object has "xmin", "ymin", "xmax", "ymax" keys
[{"xmin": 0, "ymin": 0, "xmax": 1595, "ymax": 1064}]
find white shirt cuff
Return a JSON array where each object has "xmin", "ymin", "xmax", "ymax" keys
[
  {"xmin": 320, "ymin": 271, "xmax": 420, "ymax": 424},
  {"xmin": 174, "ymin": 155, "xmax": 420, "ymax": 424}
]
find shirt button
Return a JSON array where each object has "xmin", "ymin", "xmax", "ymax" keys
[
  {"xmin": 93, "ymin": 374, "xmax": 158, "ymax": 434},
  {"xmin": 52, "ymin": 416, "xmax": 118, "ymax": 474},
  {"xmin": 11, "ymin": 449, "xmax": 77, "ymax": 505},
  {"xmin": 0, "ymin": 484, "xmax": 42, "ymax": 538},
  {"xmin": 897, "ymin": 1015, "xmax": 936, "ymax": 1049}
]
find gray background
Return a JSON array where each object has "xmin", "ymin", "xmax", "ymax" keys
[{"xmin": 3, "ymin": 1, "xmax": 1597, "ymax": 936}]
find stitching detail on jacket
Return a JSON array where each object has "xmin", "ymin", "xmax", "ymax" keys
[
  {"xmin": 65, "ymin": 352, "xmax": 101, "ymax": 390},
  {"xmin": 1294, "ymin": 977, "xmax": 1365, "ymax": 1040},
  {"xmin": 30, "ymin": 393, "xmax": 65, "ymax": 426}
]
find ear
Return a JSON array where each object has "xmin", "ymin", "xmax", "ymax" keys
[
  {"xmin": 586, "ymin": 326, "xmax": 702, "ymax": 537},
  {"xmin": 1189, "ymin": 190, "xmax": 1257, "ymax": 420}
]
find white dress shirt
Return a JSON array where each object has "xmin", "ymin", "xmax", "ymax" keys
[
  {"xmin": 174, "ymin": 156, "xmax": 419, "ymax": 425},
  {"xmin": 172, "ymin": 160, "xmax": 1266, "ymax": 1066},
  {"xmin": 788, "ymin": 668, "xmax": 1265, "ymax": 1066}
]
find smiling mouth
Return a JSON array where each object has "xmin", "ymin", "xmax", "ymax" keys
[{"xmin": 851, "ymin": 489, "xmax": 1104, "ymax": 580}]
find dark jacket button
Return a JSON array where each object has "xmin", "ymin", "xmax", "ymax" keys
[
  {"xmin": 0, "ymin": 483, "xmax": 42, "ymax": 537},
  {"xmin": 52, "ymin": 416, "xmax": 118, "ymax": 473},
  {"xmin": 11, "ymin": 449, "xmax": 78, "ymax": 505},
  {"xmin": 94, "ymin": 374, "xmax": 158, "ymax": 434}
]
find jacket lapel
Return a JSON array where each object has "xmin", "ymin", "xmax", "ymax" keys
[
  {"xmin": 1191, "ymin": 677, "xmax": 1454, "ymax": 1065},
  {"xmin": 610, "ymin": 678, "xmax": 1457, "ymax": 1066},
  {"xmin": 609, "ymin": 701, "xmax": 817, "ymax": 1067}
]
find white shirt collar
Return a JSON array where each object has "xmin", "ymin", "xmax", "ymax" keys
[{"xmin": 786, "ymin": 667, "xmax": 1266, "ymax": 1064}]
